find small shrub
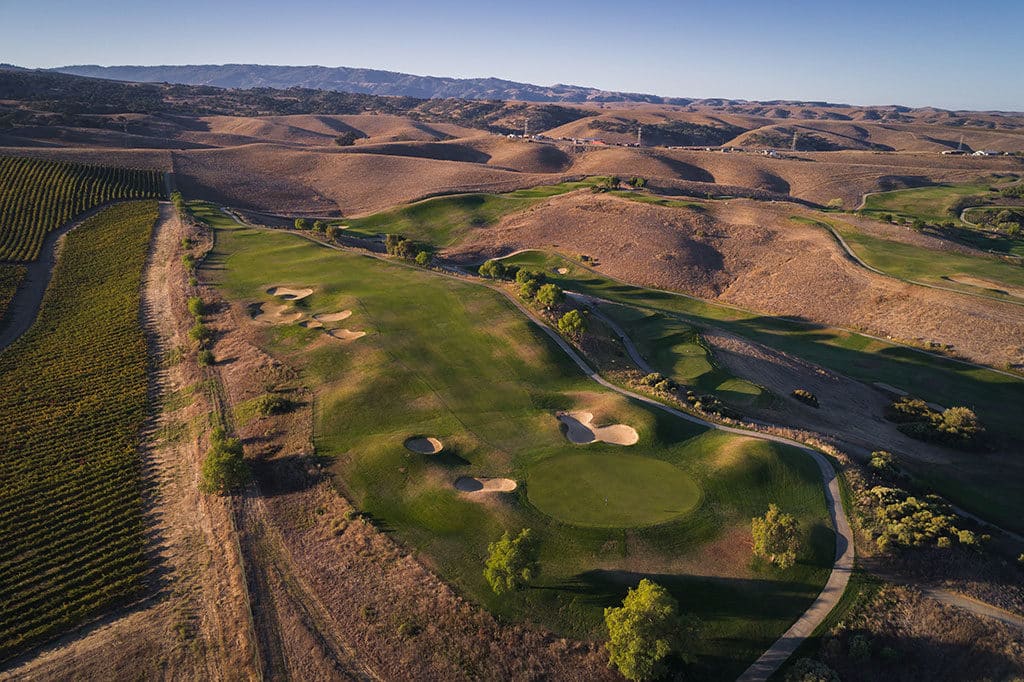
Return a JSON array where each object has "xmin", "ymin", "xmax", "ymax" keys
[
  {"xmin": 197, "ymin": 349, "xmax": 214, "ymax": 366},
  {"xmin": 868, "ymin": 450, "xmax": 897, "ymax": 476},
  {"xmin": 200, "ymin": 427, "xmax": 250, "ymax": 494},
  {"xmin": 849, "ymin": 634, "xmax": 872, "ymax": 661},
  {"xmin": 253, "ymin": 394, "xmax": 293, "ymax": 417},
  {"xmin": 188, "ymin": 322, "xmax": 212, "ymax": 346},
  {"xmin": 187, "ymin": 296, "xmax": 205, "ymax": 318},
  {"xmin": 791, "ymin": 389, "xmax": 819, "ymax": 407},
  {"xmin": 396, "ymin": 620, "xmax": 421, "ymax": 638},
  {"xmin": 785, "ymin": 657, "xmax": 839, "ymax": 682},
  {"xmin": 535, "ymin": 283, "xmax": 564, "ymax": 308},
  {"xmin": 294, "ymin": 218, "xmax": 308, "ymax": 230},
  {"xmin": 312, "ymin": 220, "xmax": 325, "ymax": 232},
  {"xmin": 325, "ymin": 226, "xmax": 339, "ymax": 241},
  {"xmin": 181, "ymin": 253, "xmax": 195, "ymax": 271},
  {"xmin": 415, "ymin": 250, "xmax": 430, "ymax": 266}
]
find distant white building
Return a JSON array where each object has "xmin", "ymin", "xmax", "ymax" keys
[{"xmin": 972, "ymin": 150, "xmax": 1001, "ymax": 156}]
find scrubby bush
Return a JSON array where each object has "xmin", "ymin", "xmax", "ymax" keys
[
  {"xmin": 484, "ymin": 528, "xmax": 538, "ymax": 594},
  {"xmin": 200, "ymin": 427, "xmax": 250, "ymax": 494},
  {"xmin": 629, "ymin": 176, "xmax": 647, "ymax": 188},
  {"xmin": 785, "ymin": 657, "xmax": 839, "ymax": 682},
  {"xmin": 868, "ymin": 450, "xmax": 898, "ymax": 476},
  {"xmin": 885, "ymin": 398, "xmax": 985, "ymax": 449},
  {"xmin": 188, "ymin": 322, "xmax": 211, "ymax": 346},
  {"xmin": 415, "ymin": 250, "xmax": 430, "ymax": 266},
  {"xmin": 181, "ymin": 253, "xmax": 196, "ymax": 272},
  {"xmin": 478, "ymin": 259, "xmax": 507, "ymax": 279},
  {"xmin": 197, "ymin": 349, "xmax": 214, "ymax": 366},
  {"xmin": 325, "ymin": 225, "xmax": 339, "ymax": 242},
  {"xmin": 866, "ymin": 486, "xmax": 977, "ymax": 550},
  {"xmin": 518, "ymin": 279, "xmax": 540, "ymax": 299},
  {"xmin": 253, "ymin": 394, "xmax": 293, "ymax": 417},
  {"xmin": 312, "ymin": 220, "xmax": 325, "ymax": 232},
  {"xmin": 294, "ymin": 218, "xmax": 308, "ymax": 230},
  {"xmin": 791, "ymin": 388, "xmax": 819, "ymax": 407},
  {"xmin": 535, "ymin": 283, "xmax": 564, "ymax": 308},
  {"xmin": 557, "ymin": 309, "xmax": 585, "ymax": 338},
  {"xmin": 384, "ymin": 233, "xmax": 419, "ymax": 259},
  {"xmin": 826, "ymin": 198, "xmax": 844, "ymax": 209},
  {"xmin": 187, "ymin": 296, "xmax": 205, "ymax": 318},
  {"xmin": 752, "ymin": 504, "xmax": 801, "ymax": 569}
]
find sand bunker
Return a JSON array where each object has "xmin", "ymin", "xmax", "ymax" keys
[
  {"xmin": 556, "ymin": 267, "xmax": 569, "ymax": 274},
  {"xmin": 327, "ymin": 328, "xmax": 367, "ymax": 342},
  {"xmin": 251, "ymin": 303, "xmax": 303, "ymax": 325},
  {"xmin": 267, "ymin": 286, "xmax": 314, "ymax": 301},
  {"xmin": 946, "ymin": 275, "xmax": 1024, "ymax": 299},
  {"xmin": 314, "ymin": 310, "xmax": 353, "ymax": 323},
  {"xmin": 455, "ymin": 476, "xmax": 517, "ymax": 493},
  {"xmin": 557, "ymin": 411, "xmax": 639, "ymax": 446},
  {"xmin": 404, "ymin": 437, "xmax": 443, "ymax": 455},
  {"xmin": 299, "ymin": 319, "xmax": 324, "ymax": 329}
]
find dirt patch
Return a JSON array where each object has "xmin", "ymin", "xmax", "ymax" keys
[
  {"xmin": 267, "ymin": 286, "xmax": 313, "ymax": 300},
  {"xmin": 251, "ymin": 302, "xmax": 303, "ymax": 325},
  {"xmin": 454, "ymin": 476, "xmax": 518, "ymax": 493},
  {"xmin": 314, "ymin": 310, "xmax": 352, "ymax": 323},
  {"xmin": 404, "ymin": 437, "xmax": 443, "ymax": 455},
  {"xmin": 557, "ymin": 410, "xmax": 639, "ymax": 445},
  {"xmin": 326, "ymin": 328, "xmax": 366, "ymax": 342}
]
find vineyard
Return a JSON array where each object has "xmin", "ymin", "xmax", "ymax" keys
[
  {"xmin": 0, "ymin": 264, "xmax": 25, "ymax": 322},
  {"xmin": 0, "ymin": 156, "xmax": 165, "ymax": 261},
  {"xmin": 0, "ymin": 201, "xmax": 157, "ymax": 660}
]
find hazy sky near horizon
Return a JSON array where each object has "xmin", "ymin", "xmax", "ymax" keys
[{"xmin": 2, "ymin": 0, "xmax": 1022, "ymax": 111}]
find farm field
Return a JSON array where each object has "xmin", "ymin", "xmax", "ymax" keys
[
  {"xmin": 500, "ymin": 250, "xmax": 1024, "ymax": 533},
  {"xmin": 0, "ymin": 156, "xmax": 164, "ymax": 261},
  {"xmin": 0, "ymin": 201, "xmax": 157, "ymax": 659},
  {"xmin": 197, "ymin": 206, "xmax": 834, "ymax": 679}
]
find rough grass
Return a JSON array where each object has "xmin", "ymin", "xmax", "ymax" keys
[
  {"xmin": 860, "ymin": 182, "xmax": 995, "ymax": 224},
  {"xmin": 501, "ymin": 250, "xmax": 1024, "ymax": 533},
  {"xmin": 199, "ymin": 208, "xmax": 834, "ymax": 680}
]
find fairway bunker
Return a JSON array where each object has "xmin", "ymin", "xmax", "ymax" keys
[
  {"xmin": 454, "ymin": 476, "xmax": 517, "ymax": 493},
  {"xmin": 557, "ymin": 411, "xmax": 638, "ymax": 445},
  {"xmin": 327, "ymin": 328, "xmax": 367, "ymax": 342},
  {"xmin": 528, "ymin": 453, "xmax": 701, "ymax": 527},
  {"xmin": 251, "ymin": 302, "xmax": 303, "ymax": 325},
  {"xmin": 314, "ymin": 310, "xmax": 353, "ymax": 323},
  {"xmin": 556, "ymin": 267, "xmax": 569, "ymax": 274},
  {"xmin": 299, "ymin": 319, "xmax": 323, "ymax": 329},
  {"xmin": 404, "ymin": 436, "xmax": 443, "ymax": 455},
  {"xmin": 267, "ymin": 286, "xmax": 314, "ymax": 300}
]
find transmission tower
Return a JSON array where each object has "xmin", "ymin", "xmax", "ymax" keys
[
  {"xmin": 791, "ymin": 131, "xmax": 799, "ymax": 151},
  {"xmin": 637, "ymin": 125, "xmax": 643, "ymax": 146},
  {"xmin": 523, "ymin": 118, "xmax": 529, "ymax": 138}
]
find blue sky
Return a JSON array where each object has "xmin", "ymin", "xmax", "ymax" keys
[{"xmin": 2, "ymin": 0, "xmax": 1021, "ymax": 111}]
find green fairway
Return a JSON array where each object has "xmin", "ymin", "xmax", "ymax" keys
[
  {"xmin": 791, "ymin": 216, "xmax": 1024, "ymax": 301},
  {"xmin": 338, "ymin": 178, "xmax": 602, "ymax": 244},
  {"xmin": 527, "ymin": 453, "xmax": 702, "ymax": 527},
  {"xmin": 198, "ymin": 205, "xmax": 834, "ymax": 680},
  {"xmin": 500, "ymin": 249, "xmax": 1024, "ymax": 533},
  {"xmin": 860, "ymin": 180, "xmax": 1000, "ymax": 224}
]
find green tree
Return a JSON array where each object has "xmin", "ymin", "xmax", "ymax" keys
[
  {"xmin": 515, "ymin": 268, "xmax": 544, "ymax": 285},
  {"xmin": 415, "ymin": 250, "xmax": 430, "ymax": 266},
  {"xmin": 558, "ymin": 309, "xmax": 585, "ymax": 338},
  {"xmin": 188, "ymin": 322, "xmax": 212, "ymax": 347},
  {"xmin": 535, "ymin": 283, "xmax": 564, "ymax": 308},
  {"xmin": 478, "ymin": 259, "xmax": 506, "ymax": 279},
  {"xmin": 518, "ymin": 279, "xmax": 540, "ymax": 299},
  {"xmin": 294, "ymin": 218, "xmax": 308, "ymax": 230},
  {"xmin": 187, "ymin": 295, "xmax": 205, "ymax": 318},
  {"xmin": 325, "ymin": 226, "xmax": 339, "ymax": 242},
  {"xmin": 334, "ymin": 131, "xmax": 358, "ymax": 146},
  {"xmin": 483, "ymin": 528, "xmax": 538, "ymax": 594},
  {"xmin": 604, "ymin": 579, "xmax": 696, "ymax": 681},
  {"xmin": 752, "ymin": 504, "xmax": 801, "ymax": 569},
  {"xmin": 313, "ymin": 220, "xmax": 326, "ymax": 232},
  {"xmin": 200, "ymin": 428, "xmax": 250, "ymax": 494}
]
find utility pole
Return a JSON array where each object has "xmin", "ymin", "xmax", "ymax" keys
[
  {"xmin": 791, "ymin": 131, "xmax": 799, "ymax": 151},
  {"xmin": 637, "ymin": 125, "xmax": 643, "ymax": 147},
  {"xmin": 958, "ymin": 134, "xmax": 964, "ymax": 152},
  {"xmin": 523, "ymin": 118, "xmax": 529, "ymax": 138}
]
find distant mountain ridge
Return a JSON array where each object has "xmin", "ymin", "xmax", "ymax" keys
[{"xmin": 53, "ymin": 63, "xmax": 696, "ymax": 104}]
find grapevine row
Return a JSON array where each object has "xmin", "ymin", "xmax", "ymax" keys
[
  {"xmin": 0, "ymin": 156, "xmax": 165, "ymax": 261},
  {"xmin": 0, "ymin": 201, "xmax": 158, "ymax": 660}
]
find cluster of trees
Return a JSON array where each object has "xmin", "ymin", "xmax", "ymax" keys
[
  {"xmin": 186, "ymin": 295, "xmax": 214, "ymax": 365},
  {"xmin": 885, "ymin": 398, "xmax": 986, "ymax": 449},
  {"xmin": 483, "ymin": 528, "xmax": 696, "ymax": 681},
  {"xmin": 969, "ymin": 207, "xmax": 1023, "ymax": 236},
  {"xmin": 683, "ymin": 389, "xmax": 742, "ymax": 420},
  {"xmin": 200, "ymin": 427, "xmax": 251, "ymax": 495},
  {"xmin": 866, "ymin": 486, "xmax": 981, "ymax": 550},
  {"xmin": 385, "ymin": 233, "xmax": 430, "ymax": 264},
  {"xmin": 295, "ymin": 218, "xmax": 344, "ymax": 242},
  {"xmin": 752, "ymin": 504, "xmax": 802, "ymax": 569},
  {"xmin": 478, "ymin": 262, "xmax": 567, "ymax": 309}
]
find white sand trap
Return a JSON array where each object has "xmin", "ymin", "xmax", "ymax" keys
[
  {"xmin": 404, "ymin": 437, "xmax": 443, "ymax": 455},
  {"xmin": 556, "ymin": 267, "xmax": 569, "ymax": 274},
  {"xmin": 252, "ymin": 303, "xmax": 303, "ymax": 325},
  {"xmin": 299, "ymin": 319, "xmax": 324, "ymax": 329},
  {"xmin": 455, "ymin": 476, "xmax": 517, "ymax": 493},
  {"xmin": 267, "ymin": 286, "xmax": 314, "ymax": 301},
  {"xmin": 314, "ymin": 310, "xmax": 353, "ymax": 323},
  {"xmin": 327, "ymin": 328, "xmax": 367, "ymax": 342},
  {"xmin": 557, "ymin": 411, "xmax": 639, "ymax": 446}
]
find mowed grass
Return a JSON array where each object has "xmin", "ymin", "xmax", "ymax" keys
[
  {"xmin": 527, "ymin": 453, "xmax": 702, "ymax": 527},
  {"xmin": 861, "ymin": 181, "xmax": 997, "ymax": 224},
  {"xmin": 501, "ymin": 250, "xmax": 1024, "ymax": 533},
  {"xmin": 200, "ymin": 209, "xmax": 834, "ymax": 680},
  {"xmin": 338, "ymin": 178, "xmax": 602, "ymax": 244},
  {"xmin": 792, "ymin": 215, "xmax": 1024, "ymax": 301},
  {"xmin": 598, "ymin": 302, "xmax": 766, "ymax": 407}
]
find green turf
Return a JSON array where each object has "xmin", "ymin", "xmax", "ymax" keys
[
  {"xmin": 198, "ymin": 205, "xmax": 834, "ymax": 680},
  {"xmin": 337, "ymin": 178, "xmax": 604, "ymax": 244},
  {"xmin": 500, "ymin": 249, "xmax": 1024, "ymax": 533},
  {"xmin": 860, "ymin": 181, "xmax": 998, "ymax": 224},
  {"xmin": 790, "ymin": 216, "xmax": 1024, "ymax": 301},
  {"xmin": 527, "ymin": 453, "xmax": 702, "ymax": 527}
]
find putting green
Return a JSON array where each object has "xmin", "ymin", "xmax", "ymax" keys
[{"xmin": 527, "ymin": 453, "xmax": 702, "ymax": 528}]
